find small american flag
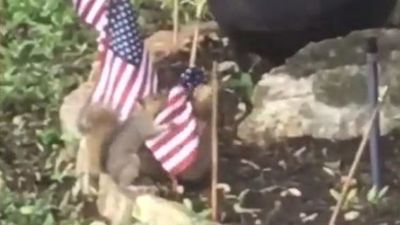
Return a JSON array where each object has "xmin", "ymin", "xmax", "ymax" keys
[
  {"xmin": 145, "ymin": 68, "xmax": 206, "ymax": 175},
  {"xmin": 72, "ymin": 0, "xmax": 203, "ymax": 176},
  {"xmin": 73, "ymin": 0, "xmax": 157, "ymax": 120}
]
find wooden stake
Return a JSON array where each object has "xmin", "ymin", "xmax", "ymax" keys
[
  {"xmin": 172, "ymin": 0, "xmax": 179, "ymax": 46},
  {"xmin": 211, "ymin": 61, "xmax": 219, "ymax": 221},
  {"xmin": 189, "ymin": 21, "xmax": 199, "ymax": 68},
  {"xmin": 328, "ymin": 88, "xmax": 388, "ymax": 225},
  {"xmin": 189, "ymin": 0, "xmax": 206, "ymax": 67}
]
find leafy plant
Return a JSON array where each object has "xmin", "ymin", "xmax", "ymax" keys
[
  {"xmin": 1, "ymin": 0, "xmax": 95, "ymax": 113},
  {"xmin": 223, "ymin": 71, "xmax": 255, "ymax": 102},
  {"xmin": 330, "ymin": 185, "xmax": 390, "ymax": 213},
  {"xmin": 0, "ymin": 0, "xmax": 98, "ymax": 224},
  {"xmin": 155, "ymin": 0, "xmax": 210, "ymax": 25},
  {"xmin": 330, "ymin": 187, "xmax": 359, "ymax": 211},
  {"xmin": 0, "ymin": 180, "xmax": 93, "ymax": 225},
  {"xmin": 367, "ymin": 185, "xmax": 389, "ymax": 206}
]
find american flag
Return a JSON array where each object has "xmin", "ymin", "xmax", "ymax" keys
[
  {"xmin": 145, "ymin": 68, "xmax": 205, "ymax": 175},
  {"xmin": 73, "ymin": 0, "xmax": 157, "ymax": 120},
  {"xmin": 72, "ymin": 0, "xmax": 202, "ymax": 176}
]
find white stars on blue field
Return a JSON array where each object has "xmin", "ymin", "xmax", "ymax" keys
[{"xmin": 107, "ymin": 0, "xmax": 143, "ymax": 65}]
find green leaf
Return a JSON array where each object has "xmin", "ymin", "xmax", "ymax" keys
[
  {"xmin": 29, "ymin": 0, "xmax": 42, "ymax": 10},
  {"xmin": 329, "ymin": 189, "xmax": 341, "ymax": 202},
  {"xmin": 43, "ymin": 213, "xmax": 56, "ymax": 225},
  {"xmin": 19, "ymin": 205, "xmax": 35, "ymax": 215},
  {"xmin": 42, "ymin": 0, "xmax": 58, "ymax": 17},
  {"xmin": 38, "ymin": 128, "xmax": 60, "ymax": 147},
  {"xmin": 367, "ymin": 185, "xmax": 378, "ymax": 202},
  {"xmin": 378, "ymin": 186, "xmax": 389, "ymax": 199},
  {"xmin": 12, "ymin": 12, "xmax": 28, "ymax": 23},
  {"xmin": 346, "ymin": 188, "xmax": 357, "ymax": 202},
  {"xmin": 223, "ymin": 72, "xmax": 254, "ymax": 100}
]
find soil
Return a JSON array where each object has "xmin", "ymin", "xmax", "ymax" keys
[{"xmin": 211, "ymin": 135, "xmax": 400, "ymax": 225}]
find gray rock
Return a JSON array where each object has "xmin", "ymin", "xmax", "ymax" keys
[
  {"xmin": 59, "ymin": 82, "xmax": 94, "ymax": 140},
  {"xmin": 132, "ymin": 195, "xmax": 218, "ymax": 225},
  {"xmin": 238, "ymin": 29, "xmax": 400, "ymax": 147}
]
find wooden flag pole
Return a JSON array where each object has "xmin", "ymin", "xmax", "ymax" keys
[
  {"xmin": 189, "ymin": 0, "xmax": 206, "ymax": 67},
  {"xmin": 172, "ymin": 0, "xmax": 179, "ymax": 46},
  {"xmin": 189, "ymin": 22, "xmax": 200, "ymax": 67},
  {"xmin": 211, "ymin": 61, "xmax": 219, "ymax": 220},
  {"xmin": 187, "ymin": 1, "xmax": 219, "ymax": 220}
]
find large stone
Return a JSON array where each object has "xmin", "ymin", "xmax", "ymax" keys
[
  {"xmin": 59, "ymin": 82, "xmax": 93, "ymax": 140},
  {"xmin": 95, "ymin": 174, "xmax": 218, "ymax": 225},
  {"xmin": 238, "ymin": 29, "xmax": 400, "ymax": 147},
  {"xmin": 132, "ymin": 195, "xmax": 218, "ymax": 225}
]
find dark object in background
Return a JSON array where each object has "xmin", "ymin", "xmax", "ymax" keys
[{"xmin": 207, "ymin": 0, "xmax": 397, "ymax": 70}]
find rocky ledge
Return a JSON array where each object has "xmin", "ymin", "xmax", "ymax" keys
[{"xmin": 239, "ymin": 29, "xmax": 400, "ymax": 147}]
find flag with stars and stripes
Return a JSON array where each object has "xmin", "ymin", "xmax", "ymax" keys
[
  {"xmin": 145, "ymin": 68, "xmax": 206, "ymax": 175},
  {"xmin": 73, "ymin": 0, "xmax": 157, "ymax": 121},
  {"xmin": 72, "ymin": 0, "xmax": 205, "ymax": 176}
]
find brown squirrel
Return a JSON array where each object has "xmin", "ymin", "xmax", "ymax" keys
[
  {"xmin": 100, "ymin": 93, "xmax": 169, "ymax": 199},
  {"xmin": 76, "ymin": 81, "xmax": 237, "ymax": 197},
  {"xmin": 76, "ymin": 92, "xmax": 170, "ymax": 199}
]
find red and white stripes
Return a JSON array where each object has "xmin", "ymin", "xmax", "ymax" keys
[
  {"xmin": 90, "ymin": 48, "xmax": 157, "ymax": 121},
  {"xmin": 145, "ymin": 86, "xmax": 199, "ymax": 175}
]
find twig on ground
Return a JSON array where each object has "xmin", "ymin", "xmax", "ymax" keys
[
  {"xmin": 328, "ymin": 88, "xmax": 389, "ymax": 225},
  {"xmin": 211, "ymin": 61, "xmax": 219, "ymax": 220}
]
